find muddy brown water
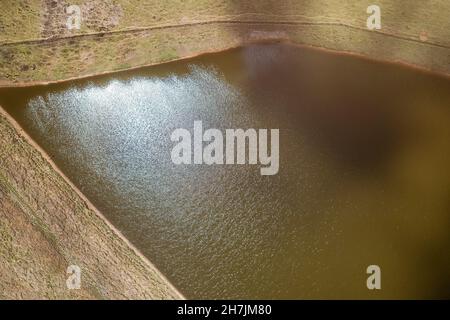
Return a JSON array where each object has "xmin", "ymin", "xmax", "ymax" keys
[{"xmin": 1, "ymin": 43, "xmax": 450, "ymax": 299}]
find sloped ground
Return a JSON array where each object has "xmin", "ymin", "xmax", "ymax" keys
[
  {"xmin": 0, "ymin": 0, "xmax": 449, "ymax": 85},
  {"xmin": 0, "ymin": 110, "xmax": 183, "ymax": 299},
  {"xmin": 0, "ymin": 0, "xmax": 449, "ymax": 299}
]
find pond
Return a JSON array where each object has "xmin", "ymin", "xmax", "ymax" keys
[{"xmin": 1, "ymin": 43, "xmax": 450, "ymax": 299}]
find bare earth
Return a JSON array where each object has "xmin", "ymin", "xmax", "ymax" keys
[
  {"xmin": 0, "ymin": 0, "xmax": 449, "ymax": 299},
  {"xmin": 0, "ymin": 0, "xmax": 449, "ymax": 86},
  {"xmin": 0, "ymin": 109, "xmax": 183, "ymax": 299}
]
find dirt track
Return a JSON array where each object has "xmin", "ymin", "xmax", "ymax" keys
[{"xmin": 1, "ymin": 0, "xmax": 450, "ymax": 86}]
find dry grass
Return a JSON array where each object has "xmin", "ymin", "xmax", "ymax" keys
[
  {"xmin": 0, "ymin": 110, "xmax": 183, "ymax": 299},
  {"xmin": 0, "ymin": 0, "xmax": 449, "ymax": 85},
  {"xmin": 0, "ymin": 0, "xmax": 42, "ymax": 42},
  {"xmin": 0, "ymin": 0, "xmax": 449, "ymax": 299}
]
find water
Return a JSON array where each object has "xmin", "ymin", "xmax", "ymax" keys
[{"xmin": 1, "ymin": 43, "xmax": 450, "ymax": 299}]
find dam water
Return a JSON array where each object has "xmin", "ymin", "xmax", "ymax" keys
[{"xmin": 1, "ymin": 43, "xmax": 450, "ymax": 299}]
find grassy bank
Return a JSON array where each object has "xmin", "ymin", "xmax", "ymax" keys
[
  {"xmin": 0, "ymin": 0, "xmax": 449, "ymax": 299},
  {"xmin": 0, "ymin": 0, "xmax": 449, "ymax": 85},
  {"xmin": 0, "ymin": 108, "xmax": 183, "ymax": 299}
]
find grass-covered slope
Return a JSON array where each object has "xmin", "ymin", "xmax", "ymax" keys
[
  {"xmin": 0, "ymin": 109, "xmax": 183, "ymax": 299},
  {"xmin": 0, "ymin": 0, "xmax": 449, "ymax": 85},
  {"xmin": 0, "ymin": 0, "xmax": 449, "ymax": 299}
]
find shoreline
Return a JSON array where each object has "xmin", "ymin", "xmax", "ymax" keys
[
  {"xmin": 0, "ymin": 105, "xmax": 185, "ymax": 299},
  {"xmin": 1, "ymin": 38, "xmax": 449, "ymax": 90},
  {"xmin": 1, "ymin": 39, "xmax": 448, "ymax": 298},
  {"xmin": 1, "ymin": 0, "xmax": 450, "ymax": 300}
]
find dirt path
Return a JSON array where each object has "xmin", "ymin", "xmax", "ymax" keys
[{"xmin": 3, "ymin": 18, "xmax": 450, "ymax": 49}]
